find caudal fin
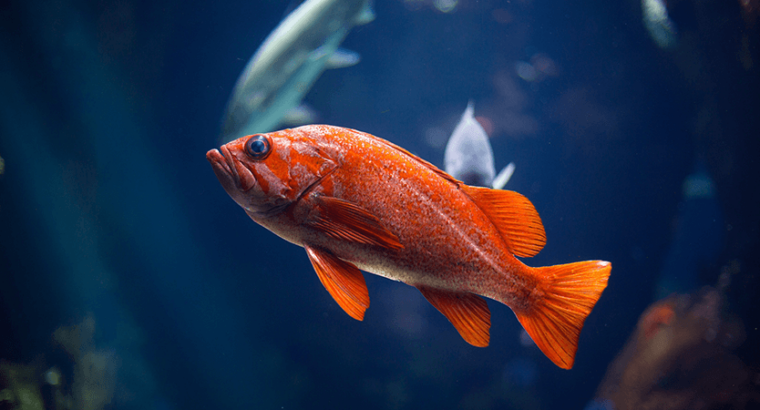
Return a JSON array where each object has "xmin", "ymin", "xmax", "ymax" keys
[{"xmin": 514, "ymin": 260, "xmax": 611, "ymax": 369}]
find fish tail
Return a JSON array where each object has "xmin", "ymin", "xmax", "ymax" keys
[{"xmin": 514, "ymin": 260, "xmax": 611, "ymax": 369}]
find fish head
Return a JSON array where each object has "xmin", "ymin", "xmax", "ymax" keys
[{"xmin": 206, "ymin": 127, "xmax": 338, "ymax": 216}]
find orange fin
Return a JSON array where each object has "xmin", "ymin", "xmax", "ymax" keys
[
  {"xmin": 305, "ymin": 245, "xmax": 369, "ymax": 321},
  {"xmin": 308, "ymin": 196, "xmax": 404, "ymax": 250},
  {"xmin": 514, "ymin": 260, "xmax": 611, "ymax": 369},
  {"xmin": 417, "ymin": 286, "xmax": 491, "ymax": 347},
  {"xmin": 462, "ymin": 185, "xmax": 546, "ymax": 258}
]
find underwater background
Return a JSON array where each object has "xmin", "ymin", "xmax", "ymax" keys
[{"xmin": 1, "ymin": 0, "xmax": 758, "ymax": 409}]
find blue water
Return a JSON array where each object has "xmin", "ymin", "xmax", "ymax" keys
[{"xmin": 1, "ymin": 0, "xmax": 758, "ymax": 409}]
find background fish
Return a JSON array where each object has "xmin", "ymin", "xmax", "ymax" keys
[
  {"xmin": 444, "ymin": 101, "xmax": 515, "ymax": 189},
  {"xmin": 655, "ymin": 161, "xmax": 723, "ymax": 299},
  {"xmin": 207, "ymin": 125, "xmax": 611, "ymax": 369},
  {"xmin": 642, "ymin": 0, "xmax": 678, "ymax": 49},
  {"xmin": 587, "ymin": 285, "xmax": 755, "ymax": 410},
  {"xmin": 220, "ymin": 0, "xmax": 374, "ymax": 142}
]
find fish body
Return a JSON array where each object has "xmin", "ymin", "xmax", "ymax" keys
[
  {"xmin": 220, "ymin": 0, "xmax": 374, "ymax": 142},
  {"xmin": 444, "ymin": 101, "xmax": 515, "ymax": 189},
  {"xmin": 207, "ymin": 125, "xmax": 611, "ymax": 369}
]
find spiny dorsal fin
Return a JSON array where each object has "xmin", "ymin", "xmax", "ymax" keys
[
  {"xmin": 462, "ymin": 185, "xmax": 546, "ymax": 257},
  {"xmin": 416, "ymin": 286, "xmax": 491, "ymax": 347},
  {"xmin": 305, "ymin": 245, "xmax": 370, "ymax": 321},
  {"xmin": 368, "ymin": 132, "xmax": 463, "ymax": 186}
]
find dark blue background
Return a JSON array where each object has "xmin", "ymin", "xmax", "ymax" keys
[{"xmin": 1, "ymin": 0, "xmax": 758, "ymax": 409}]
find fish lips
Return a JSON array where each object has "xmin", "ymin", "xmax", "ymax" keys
[{"xmin": 206, "ymin": 146, "xmax": 257, "ymax": 196}]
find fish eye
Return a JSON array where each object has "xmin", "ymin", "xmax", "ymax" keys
[{"xmin": 245, "ymin": 135, "xmax": 271, "ymax": 160}]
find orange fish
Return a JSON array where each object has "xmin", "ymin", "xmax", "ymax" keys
[{"xmin": 207, "ymin": 125, "xmax": 611, "ymax": 369}]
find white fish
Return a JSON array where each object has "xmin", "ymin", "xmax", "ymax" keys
[
  {"xmin": 642, "ymin": 0, "xmax": 677, "ymax": 49},
  {"xmin": 220, "ymin": 0, "xmax": 374, "ymax": 142},
  {"xmin": 280, "ymin": 102, "xmax": 319, "ymax": 126},
  {"xmin": 444, "ymin": 101, "xmax": 515, "ymax": 189}
]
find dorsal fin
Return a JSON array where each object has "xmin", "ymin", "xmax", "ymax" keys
[
  {"xmin": 367, "ymin": 133, "xmax": 462, "ymax": 186},
  {"xmin": 462, "ymin": 185, "xmax": 546, "ymax": 258}
]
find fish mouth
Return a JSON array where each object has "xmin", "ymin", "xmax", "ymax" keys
[
  {"xmin": 206, "ymin": 148, "xmax": 231, "ymax": 175},
  {"xmin": 206, "ymin": 147, "xmax": 233, "ymax": 183},
  {"xmin": 207, "ymin": 147, "xmax": 241, "ymax": 192},
  {"xmin": 207, "ymin": 145, "xmax": 258, "ymax": 193}
]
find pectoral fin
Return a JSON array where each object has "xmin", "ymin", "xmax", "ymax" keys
[
  {"xmin": 307, "ymin": 196, "xmax": 404, "ymax": 250},
  {"xmin": 417, "ymin": 286, "xmax": 491, "ymax": 347},
  {"xmin": 325, "ymin": 48, "xmax": 361, "ymax": 69},
  {"xmin": 305, "ymin": 245, "xmax": 369, "ymax": 321}
]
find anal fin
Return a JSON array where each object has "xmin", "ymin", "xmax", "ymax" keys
[
  {"xmin": 417, "ymin": 286, "xmax": 491, "ymax": 347},
  {"xmin": 305, "ymin": 245, "xmax": 369, "ymax": 321}
]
